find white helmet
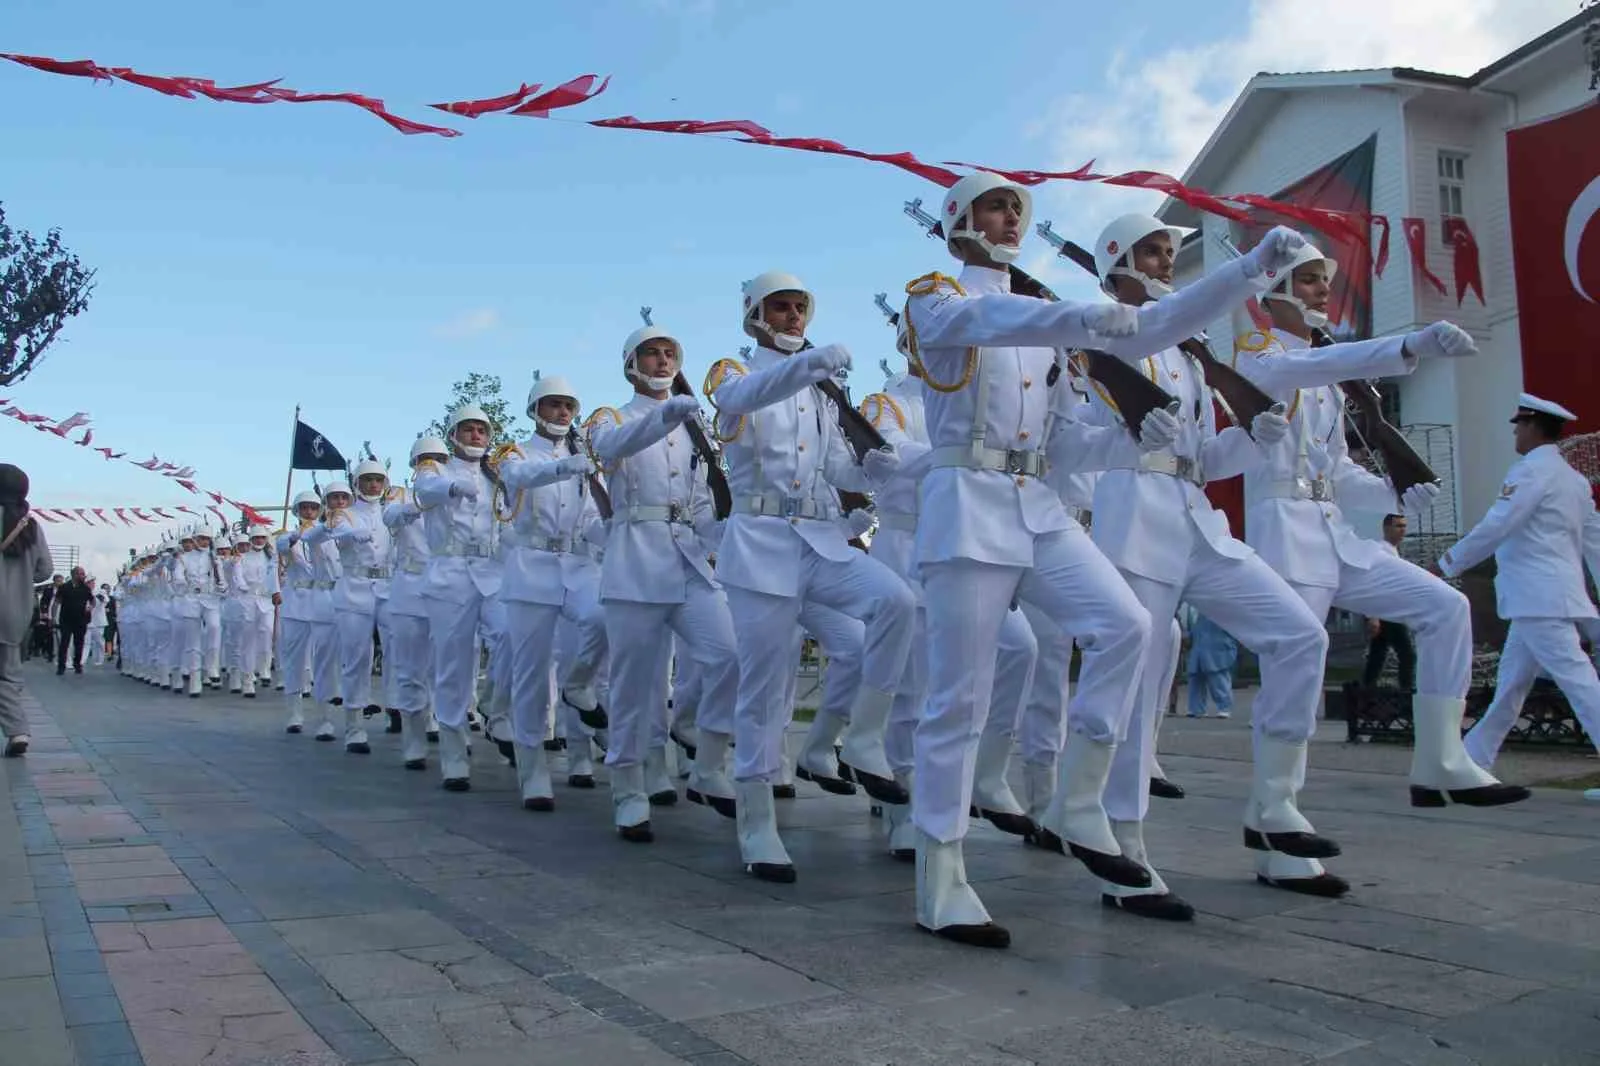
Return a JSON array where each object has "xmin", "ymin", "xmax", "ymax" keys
[
  {"xmin": 941, "ymin": 172, "xmax": 1032, "ymax": 265},
  {"xmin": 410, "ymin": 436, "xmax": 448, "ymax": 465},
  {"xmin": 527, "ymin": 375, "xmax": 581, "ymax": 437},
  {"xmin": 232, "ymin": 532, "xmax": 250, "ymax": 549},
  {"xmin": 353, "ymin": 459, "xmax": 388, "ymax": 502},
  {"xmin": 741, "ymin": 271, "xmax": 813, "ymax": 353},
  {"xmin": 1094, "ymin": 213, "xmax": 1196, "ymax": 299},
  {"xmin": 292, "ymin": 490, "xmax": 322, "ymax": 512},
  {"xmin": 321, "ymin": 480, "xmax": 353, "ymax": 502},
  {"xmin": 448, "ymin": 403, "xmax": 492, "ymax": 460},
  {"xmin": 621, "ymin": 327, "xmax": 682, "ymax": 391},
  {"xmin": 1261, "ymin": 242, "xmax": 1338, "ymax": 330}
]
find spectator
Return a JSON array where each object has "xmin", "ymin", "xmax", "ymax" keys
[
  {"xmin": 88, "ymin": 587, "xmax": 109, "ymax": 665},
  {"xmin": 35, "ymin": 574, "xmax": 62, "ymax": 659},
  {"xmin": 1362, "ymin": 514, "xmax": 1417, "ymax": 691},
  {"xmin": 104, "ymin": 592, "xmax": 118, "ymax": 661},
  {"xmin": 1, "ymin": 464, "xmax": 52, "ymax": 757},
  {"xmin": 53, "ymin": 565, "xmax": 94, "ymax": 676},
  {"xmin": 1185, "ymin": 608, "xmax": 1239, "ymax": 718}
]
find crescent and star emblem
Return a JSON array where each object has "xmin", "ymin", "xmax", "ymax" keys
[{"xmin": 1563, "ymin": 174, "xmax": 1600, "ymax": 304}]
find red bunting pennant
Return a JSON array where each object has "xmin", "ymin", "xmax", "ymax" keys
[
  {"xmin": 431, "ymin": 82, "xmax": 544, "ymax": 118},
  {"xmin": 130, "ymin": 510, "xmax": 154, "ymax": 523},
  {"xmin": 49, "ymin": 412, "xmax": 90, "ymax": 437},
  {"xmin": 1372, "ymin": 216, "xmax": 1391, "ymax": 277},
  {"xmin": 33, "ymin": 511, "xmax": 57, "ymax": 523},
  {"xmin": 76, "ymin": 428, "xmax": 93, "ymax": 446},
  {"xmin": 153, "ymin": 509, "xmax": 175, "ymax": 519},
  {"xmin": 1401, "ymin": 217, "xmax": 1447, "ymax": 295},
  {"xmin": 507, "ymin": 74, "xmax": 610, "ymax": 117},
  {"xmin": 92, "ymin": 509, "xmax": 109, "ymax": 524},
  {"xmin": 1442, "ymin": 217, "xmax": 1484, "ymax": 306},
  {"xmin": 114, "ymin": 509, "xmax": 132, "ymax": 527}
]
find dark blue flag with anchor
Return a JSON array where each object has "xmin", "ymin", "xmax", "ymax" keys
[{"xmin": 290, "ymin": 419, "xmax": 347, "ymax": 471}]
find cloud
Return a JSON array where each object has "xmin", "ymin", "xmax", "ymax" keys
[
  {"xmin": 1022, "ymin": 0, "xmax": 1575, "ymax": 295},
  {"xmin": 432, "ymin": 308, "xmax": 501, "ymax": 339}
]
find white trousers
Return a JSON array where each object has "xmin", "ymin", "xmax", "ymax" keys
[
  {"xmin": 200, "ymin": 598, "xmax": 222, "ymax": 677},
  {"xmin": 87, "ymin": 627, "xmax": 106, "ymax": 666},
  {"xmin": 977, "ymin": 607, "xmax": 1041, "ymax": 742},
  {"xmin": 505, "ymin": 601, "xmax": 562, "ymax": 748},
  {"xmin": 728, "ymin": 546, "xmax": 915, "ymax": 783},
  {"xmin": 916, "ymin": 526, "xmax": 1151, "ymax": 843},
  {"xmin": 335, "ymin": 605, "xmax": 381, "ymax": 709},
  {"xmin": 1465, "ymin": 618, "xmax": 1600, "ymax": 766},
  {"xmin": 1019, "ymin": 602, "xmax": 1070, "ymax": 766},
  {"xmin": 386, "ymin": 610, "xmax": 432, "ymax": 714},
  {"xmin": 424, "ymin": 590, "xmax": 502, "ymax": 731},
  {"xmin": 886, "ymin": 603, "xmax": 927, "ymax": 776},
  {"xmin": 558, "ymin": 567, "xmax": 608, "ymax": 701},
  {"xmin": 800, "ymin": 601, "xmax": 864, "ymax": 724},
  {"xmin": 1113, "ymin": 547, "xmax": 1327, "ymax": 824},
  {"xmin": 279, "ymin": 617, "xmax": 314, "ymax": 725},
  {"xmin": 604, "ymin": 579, "xmax": 736, "ymax": 769},
  {"xmin": 310, "ymin": 619, "xmax": 341, "ymax": 704},
  {"xmin": 251, "ymin": 599, "xmax": 275, "ymax": 678},
  {"xmin": 1287, "ymin": 551, "xmax": 1471, "ymax": 699}
]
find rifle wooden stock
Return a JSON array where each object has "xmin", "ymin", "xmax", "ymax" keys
[
  {"xmin": 671, "ymin": 372, "xmax": 733, "ymax": 521},
  {"xmin": 815, "ymin": 378, "xmax": 887, "ymax": 459},
  {"xmin": 566, "ymin": 428, "xmax": 613, "ymax": 521},
  {"xmin": 1311, "ymin": 329, "xmax": 1437, "ymax": 496}
]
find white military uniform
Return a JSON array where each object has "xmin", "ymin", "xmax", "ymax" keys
[
  {"xmin": 496, "ymin": 432, "xmax": 605, "ymax": 808},
  {"xmin": 231, "ymin": 535, "xmax": 279, "ymax": 695},
  {"xmin": 1448, "ymin": 405, "xmax": 1600, "ymax": 766},
  {"xmin": 328, "ymin": 493, "xmax": 394, "ymax": 749},
  {"xmin": 277, "ymin": 518, "xmax": 322, "ymax": 734},
  {"xmin": 299, "ymin": 517, "xmax": 346, "ymax": 733},
  {"xmin": 707, "ymin": 343, "xmax": 916, "ymax": 873},
  {"xmin": 587, "ymin": 392, "xmax": 737, "ymax": 833},
  {"xmin": 414, "ymin": 454, "xmax": 503, "ymax": 787},
  {"xmin": 383, "ymin": 484, "xmax": 436, "ymax": 768}
]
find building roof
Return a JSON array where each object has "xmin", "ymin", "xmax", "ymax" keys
[{"xmin": 1162, "ymin": 10, "xmax": 1594, "ymax": 217}]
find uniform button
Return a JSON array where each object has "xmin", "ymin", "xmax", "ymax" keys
[
  {"xmin": 799, "ymin": 406, "xmax": 806, "ymax": 412},
  {"xmin": 790, "ymin": 518, "xmax": 799, "ymax": 525},
  {"xmin": 1023, "ymin": 378, "xmax": 1033, "ymax": 388},
  {"xmin": 669, "ymin": 470, "xmax": 679, "ymax": 478},
  {"xmin": 798, "ymin": 444, "xmax": 806, "ymax": 452},
  {"xmin": 792, "ymin": 480, "xmax": 801, "ymax": 489},
  {"xmin": 1019, "ymin": 430, "xmax": 1030, "ymax": 440},
  {"xmin": 1016, "ymin": 477, "xmax": 1026, "ymax": 487},
  {"xmin": 668, "ymin": 439, "xmax": 676, "ymax": 446}
]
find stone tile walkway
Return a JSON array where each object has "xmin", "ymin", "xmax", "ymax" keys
[{"xmin": 2, "ymin": 661, "xmax": 1598, "ymax": 1065}]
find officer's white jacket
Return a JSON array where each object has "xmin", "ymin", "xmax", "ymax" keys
[
  {"xmin": 328, "ymin": 497, "xmax": 393, "ymax": 612},
  {"xmin": 707, "ymin": 344, "xmax": 880, "ymax": 597},
  {"xmin": 1046, "ymin": 378, "xmax": 1099, "ymax": 515},
  {"xmin": 588, "ymin": 393, "xmax": 720, "ymax": 605},
  {"xmin": 1441, "ymin": 443, "xmax": 1600, "ymax": 620},
  {"xmin": 496, "ymin": 433, "xmax": 605, "ymax": 607},
  {"xmin": 414, "ymin": 456, "xmax": 501, "ymax": 604},
  {"xmin": 297, "ymin": 523, "xmax": 343, "ymax": 623},
  {"xmin": 1232, "ymin": 326, "xmax": 1417, "ymax": 587},
  {"xmin": 904, "ymin": 259, "xmax": 1269, "ymax": 569},
  {"xmin": 382, "ymin": 489, "xmax": 432, "ymax": 618},
  {"xmin": 171, "ymin": 549, "xmax": 222, "ymax": 618},
  {"xmin": 276, "ymin": 528, "xmax": 318, "ymax": 624},
  {"xmin": 231, "ymin": 549, "xmax": 279, "ymax": 602}
]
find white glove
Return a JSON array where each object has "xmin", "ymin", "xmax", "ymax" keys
[
  {"xmin": 352, "ymin": 528, "xmax": 373, "ymax": 543},
  {"xmin": 1401, "ymin": 482, "xmax": 1440, "ymax": 513},
  {"xmin": 862, "ymin": 447, "xmax": 900, "ymax": 482},
  {"xmin": 1137, "ymin": 407, "xmax": 1180, "ymax": 452},
  {"xmin": 1242, "ymin": 225, "xmax": 1307, "ymax": 278},
  {"xmin": 559, "ymin": 455, "xmax": 596, "ymax": 479},
  {"xmin": 450, "ymin": 479, "xmax": 478, "ymax": 501},
  {"xmin": 1250, "ymin": 410, "xmax": 1290, "ymax": 446},
  {"xmin": 844, "ymin": 508, "xmax": 875, "ymax": 539},
  {"xmin": 806, "ymin": 344, "xmax": 852, "ymax": 377},
  {"xmin": 1405, "ymin": 321, "xmax": 1476, "ymax": 361},
  {"xmin": 1081, "ymin": 302, "xmax": 1139, "ymax": 339},
  {"xmin": 661, "ymin": 395, "xmax": 700, "ymax": 425}
]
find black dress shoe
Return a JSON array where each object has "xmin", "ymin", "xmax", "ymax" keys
[
  {"xmin": 618, "ymin": 822, "xmax": 653, "ymax": 844},
  {"xmin": 242, "ymin": 691, "xmax": 256, "ymax": 699},
  {"xmin": 1243, "ymin": 827, "xmax": 1341, "ymax": 860},
  {"xmin": 649, "ymin": 789, "xmax": 678, "ymax": 807},
  {"xmin": 315, "ymin": 734, "xmax": 336, "ymax": 743},
  {"xmin": 1409, "ymin": 783, "xmax": 1531, "ymax": 808},
  {"xmin": 838, "ymin": 763, "xmax": 909, "ymax": 805},
  {"xmin": 543, "ymin": 737, "xmax": 566, "ymax": 752},
  {"xmin": 772, "ymin": 784, "xmax": 797, "ymax": 800},
  {"xmin": 346, "ymin": 742, "xmax": 371, "ymax": 755},
  {"xmin": 2, "ymin": 738, "xmax": 28, "ymax": 758},
  {"xmin": 385, "ymin": 710, "xmax": 402, "ymax": 734},
  {"xmin": 469, "ymin": 720, "xmax": 481, "ymax": 732},
  {"xmin": 427, "ymin": 730, "xmax": 439, "ymax": 743},
  {"xmin": 1257, "ymin": 872, "xmax": 1351, "ymax": 898},
  {"xmin": 746, "ymin": 862, "xmax": 796, "ymax": 884},
  {"xmin": 1149, "ymin": 777, "xmax": 1185, "ymax": 800},
  {"xmin": 493, "ymin": 738, "xmax": 517, "ymax": 765},
  {"xmin": 686, "ymin": 790, "xmax": 737, "ymax": 818},
  {"xmin": 285, "ymin": 724, "xmax": 303, "ymax": 734},
  {"xmin": 670, "ymin": 729, "xmax": 698, "ymax": 761},
  {"xmin": 1032, "ymin": 828, "xmax": 1154, "ymax": 888},
  {"xmin": 918, "ymin": 922, "xmax": 1009, "ymax": 949},
  {"xmin": 890, "ymin": 847, "xmax": 914, "ymax": 863},
  {"xmin": 564, "ymin": 692, "xmax": 609, "ymax": 730},
  {"xmin": 404, "ymin": 759, "xmax": 426, "ymax": 771},
  {"xmin": 523, "ymin": 796, "xmax": 555, "ymax": 812},
  {"xmin": 568, "ymin": 774, "xmax": 596, "ymax": 789},
  {"xmin": 795, "ymin": 765, "xmax": 858, "ymax": 796},
  {"xmin": 970, "ymin": 805, "xmax": 1036, "ymax": 837},
  {"xmin": 442, "ymin": 777, "xmax": 471, "ymax": 792},
  {"xmin": 1102, "ymin": 892, "xmax": 1195, "ymax": 921}
]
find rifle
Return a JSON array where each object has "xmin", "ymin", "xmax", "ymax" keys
[
  {"xmin": 902, "ymin": 198, "xmax": 1179, "ymax": 438},
  {"xmin": 566, "ymin": 427, "xmax": 613, "ymax": 521},
  {"xmin": 793, "ymin": 340, "xmax": 880, "ymax": 515},
  {"xmin": 1211, "ymin": 235, "xmax": 1437, "ymax": 496},
  {"xmin": 637, "ymin": 307, "xmax": 734, "ymax": 521},
  {"xmin": 1036, "ymin": 220, "xmax": 1283, "ymax": 437}
]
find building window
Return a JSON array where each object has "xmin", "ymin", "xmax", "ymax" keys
[{"xmin": 1438, "ymin": 150, "xmax": 1467, "ymax": 244}]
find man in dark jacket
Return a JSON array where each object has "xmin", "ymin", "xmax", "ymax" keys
[{"xmin": 54, "ymin": 567, "xmax": 94, "ymax": 675}]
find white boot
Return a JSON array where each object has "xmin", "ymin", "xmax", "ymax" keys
[
  {"xmin": 514, "ymin": 742, "xmax": 554, "ymax": 811},
  {"xmin": 838, "ymin": 687, "xmax": 907, "ymax": 803},
  {"xmin": 313, "ymin": 706, "xmax": 337, "ymax": 742},
  {"xmin": 284, "ymin": 692, "xmax": 305, "ymax": 734},
  {"xmin": 644, "ymin": 746, "xmax": 678, "ymax": 806},
  {"xmin": 883, "ymin": 770, "xmax": 916, "ymax": 861},
  {"xmin": 228, "ymin": 669, "xmax": 243, "ymax": 694},
  {"xmin": 186, "ymin": 671, "xmax": 202, "ymax": 698},
  {"xmin": 241, "ymin": 672, "xmax": 256, "ymax": 699},
  {"xmin": 611, "ymin": 763, "xmax": 652, "ymax": 841},
  {"xmin": 914, "ymin": 829, "xmax": 1008, "ymax": 947},
  {"xmin": 438, "ymin": 725, "xmax": 471, "ymax": 790},
  {"xmin": 344, "ymin": 706, "xmax": 370, "ymax": 754},
  {"xmin": 1040, "ymin": 734, "xmax": 1151, "ymax": 888},
  {"xmin": 1409, "ymin": 694, "xmax": 1528, "ymax": 807},
  {"xmin": 565, "ymin": 715, "xmax": 596, "ymax": 787},
  {"xmin": 735, "ymin": 779, "xmax": 793, "ymax": 880},
  {"xmin": 399, "ymin": 711, "xmax": 427, "ymax": 769},
  {"xmin": 687, "ymin": 731, "xmax": 736, "ymax": 817},
  {"xmin": 794, "ymin": 710, "xmax": 852, "ymax": 794},
  {"xmin": 1254, "ymin": 849, "xmax": 1349, "ymax": 898},
  {"xmin": 1100, "ymin": 819, "xmax": 1193, "ymax": 920},
  {"xmin": 1244, "ymin": 735, "xmax": 1338, "ymax": 858},
  {"xmin": 971, "ymin": 728, "xmax": 1030, "ymax": 835},
  {"xmin": 1022, "ymin": 759, "xmax": 1055, "ymax": 828}
]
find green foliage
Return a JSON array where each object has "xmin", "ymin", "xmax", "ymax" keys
[
  {"xmin": 0, "ymin": 203, "xmax": 96, "ymax": 386},
  {"xmin": 428, "ymin": 371, "xmax": 524, "ymax": 446}
]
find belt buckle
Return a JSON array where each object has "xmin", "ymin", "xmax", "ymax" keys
[
  {"xmin": 1174, "ymin": 457, "xmax": 1196, "ymax": 481},
  {"xmin": 778, "ymin": 498, "xmax": 801, "ymax": 519},
  {"xmin": 1308, "ymin": 478, "xmax": 1329, "ymax": 502},
  {"xmin": 1004, "ymin": 450, "xmax": 1028, "ymax": 476},
  {"xmin": 667, "ymin": 502, "xmax": 684, "ymax": 523}
]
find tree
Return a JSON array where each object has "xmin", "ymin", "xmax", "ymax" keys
[
  {"xmin": 428, "ymin": 371, "xmax": 525, "ymax": 446},
  {"xmin": 1, "ymin": 204, "xmax": 95, "ymax": 387}
]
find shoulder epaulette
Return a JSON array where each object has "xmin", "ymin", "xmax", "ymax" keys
[
  {"xmin": 905, "ymin": 271, "xmax": 966, "ymax": 298},
  {"xmin": 1235, "ymin": 329, "xmax": 1275, "ymax": 354},
  {"xmin": 861, "ymin": 393, "xmax": 906, "ymax": 432},
  {"xmin": 703, "ymin": 358, "xmax": 748, "ymax": 398},
  {"xmin": 583, "ymin": 406, "xmax": 623, "ymax": 432}
]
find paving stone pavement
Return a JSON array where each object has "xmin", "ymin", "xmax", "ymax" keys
[{"xmin": 2, "ymin": 661, "xmax": 1598, "ymax": 1066}]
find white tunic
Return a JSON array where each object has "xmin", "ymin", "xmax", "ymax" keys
[
  {"xmin": 414, "ymin": 456, "xmax": 501, "ymax": 604},
  {"xmin": 496, "ymin": 434, "xmax": 605, "ymax": 607}
]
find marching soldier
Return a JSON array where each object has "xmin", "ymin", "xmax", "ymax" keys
[
  {"xmin": 321, "ymin": 460, "xmax": 395, "ymax": 755},
  {"xmin": 301, "ymin": 484, "xmax": 351, "ymax": 743},
  {"xmin": 384, "ymin": 437, "xmax": 447, "ymax": 770},
  {"xmin": 278, "ymin": 492, "xmax": 327, "ymax": 735},
  {"xmin": 234, "ymin": 526, "xmax": 279, "ymax": 697}
]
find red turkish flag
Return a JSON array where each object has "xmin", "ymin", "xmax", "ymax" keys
[
  {"xmin": 1442, "ymin": 218, "xmax": 1485, "ymax": 306},
  {"xmin": 1402, "ymin": 217, "xmax": 1447, "ymax": 295},
  {"xmin": 1509, "ymin": 101, "xmax": 1600, "ymax": 436}
]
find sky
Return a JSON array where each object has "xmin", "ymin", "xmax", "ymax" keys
[{"xmin": 1, "ymin": 0, "xmax": 1577, "ymax": 582}]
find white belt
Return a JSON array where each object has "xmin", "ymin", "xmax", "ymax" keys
[
  {"xmin": 876, "ymin": 510, "xmax": 917, "ymax": 532},
  {"xmin": 355, "ymin": 566, "xmax": 392, "ymax": 579},
  {"xmin": 290, "ymin": 581, "xmax": 316, "ymax": 591},
  {"xmin": 735, "ymin": 496, "xmax": 827, "ymax": 520},
  {"xmin": 311, "ymin": 580, "xmax": 335, "ymax": 590},
  {"xmin": 1069, "ymin": 507, "xmax": 1092, "ymax": 527},
  {"xmin": 1130, "ymin": 452, "xmax": 1204, "ymax": 486},
  {"xmin": 397, "ymin": 559, "xmax": 426, "ymax": 575},
  {"xmin": 620, "ymin": 503, "xmax": 693, "ymax": 525},
  {"xmin": 929, "ymin": 445, "xmax": 1048, "ymax": 479},
  {"xmin": 1262, "ymin": 476, "xmax": 1336, "ymax": 503},
  {"xmin": 508, "ymin": 536, "xmax": 573, "ymax": 554},
  {"xmin": 439, "ymin": 543, "xmax": 495, "ymax": 558}
]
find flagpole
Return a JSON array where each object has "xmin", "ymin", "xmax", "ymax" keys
[{"xmin": 279, "ymin": 404, "xmax": 299, "ymax": 527}]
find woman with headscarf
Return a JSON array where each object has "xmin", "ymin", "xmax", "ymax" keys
[{"xmin": 1, "ymin": 464, "xmax": 52, "ymax": 756}]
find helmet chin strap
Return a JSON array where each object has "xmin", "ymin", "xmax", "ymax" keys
[
  {"xmin": 1263, "ymin": 290, "xmax": 1329, "ymax": 330},
  {"xmin": 1107, "ymin": 266, "xmax": 1173, "ymax": 302},
  {"xmin": 535, "ymin": 417, "xmax": 570, "ymax": 438},
  {"xmin": 954, "ymin": 229, "xmax": 1020, "ymax": 265},
  {"xmin": 455, "ymin": 442, "xmax": 486, "ymax": 460},
  {"xmin": 359, "ymin": 492, "xmax": 383, "ymax": 503}
]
